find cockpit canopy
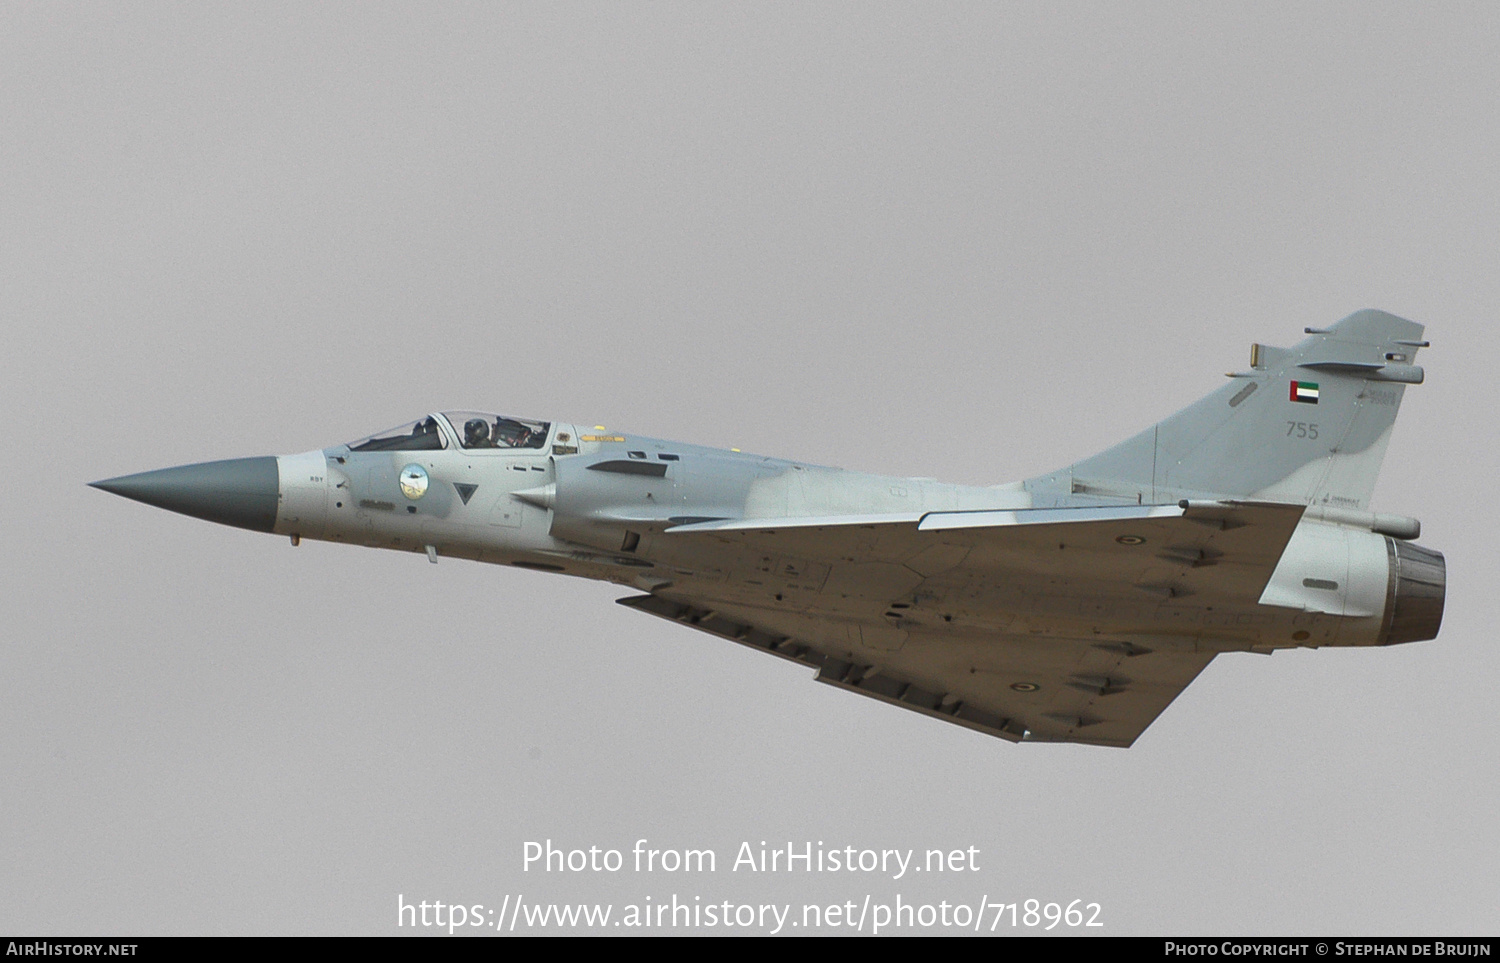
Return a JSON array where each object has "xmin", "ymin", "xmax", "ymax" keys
[
  {"xmin": 346, "ymin": 413, "xmax": 550, "ymax": 452},
  {"xmin": 347, "ymin": 415, "xmax": 448, "ymax": 452},
  {"xmin": 443, "ymin": 411, "xmax": 549, "ymax": 450}
]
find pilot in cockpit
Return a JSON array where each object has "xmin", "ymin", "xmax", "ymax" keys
[{"xmin": 464, "ymin": 418, "xmax": 494, "ymax": 448}]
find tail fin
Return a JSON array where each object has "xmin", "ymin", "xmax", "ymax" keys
[{"xmin": 1028, "ymin": 309, "xmax": 1427, "ymax": 510}]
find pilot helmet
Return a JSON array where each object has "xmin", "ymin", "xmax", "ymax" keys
[{"xmin": 464, "ymin": 418, "xmax": 491, "ymax": 446}]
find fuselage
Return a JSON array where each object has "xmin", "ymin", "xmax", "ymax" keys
[
  {"xmin": 282, "ymin": 411, "xmax": 1027, "ymax": 581},
  {"xmin": 254, "ymin": 411, "xmax": 1436, "ymax": 656}
]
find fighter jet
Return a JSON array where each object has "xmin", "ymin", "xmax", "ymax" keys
[{"xmin": 92, "ymin": 309, "xmax": 1444, "ymax": 747}]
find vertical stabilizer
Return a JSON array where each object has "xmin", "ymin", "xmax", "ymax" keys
[{"xmin": 1028, "ymin": 309, "xmax": 1427, "ymax": 510}]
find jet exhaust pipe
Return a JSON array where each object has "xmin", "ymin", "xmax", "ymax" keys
[{"xmin": 1381, "ymin": 538, "xmax": 1446, "ymax": 645}]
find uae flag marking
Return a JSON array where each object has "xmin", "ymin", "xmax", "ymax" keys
[{"xmin": 1290, "ymin": 380, "xmax": 1320, "ymax": 404}]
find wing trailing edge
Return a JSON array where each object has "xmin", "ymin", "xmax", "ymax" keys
[{"xmin": 667, "ymin": 501, "xmax": 1306, "ymax": 606}]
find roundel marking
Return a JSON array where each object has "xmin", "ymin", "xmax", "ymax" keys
[
  {"xmin": 399, "ymin": 463, "xmax": 430, "ymax": 500},
  {"xmin": 1115, "ymin": 534, "xmax": 1146, "ymax": 545}
]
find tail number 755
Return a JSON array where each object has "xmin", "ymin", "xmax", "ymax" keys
[{"xmin": 1286, "ymin": 422, "xmax": 1319, "ymax": 439}]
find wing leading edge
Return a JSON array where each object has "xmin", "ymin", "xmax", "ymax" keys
[{"xmin": 618, "ymin": 593, "xmax": 1217, "ymax": 747}]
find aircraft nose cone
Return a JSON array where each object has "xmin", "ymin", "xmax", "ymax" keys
[{"xmin": 90, "ymin": 456, "xmax": 280, "ymax": 533}]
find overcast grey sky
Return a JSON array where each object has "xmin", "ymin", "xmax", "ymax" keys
[{"xmin": 4, "ymin": 2, "xmax": 1498, "ymax": 936}]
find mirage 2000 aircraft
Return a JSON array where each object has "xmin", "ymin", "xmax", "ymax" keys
[{"xmin": 93, "ymin": 309, "xmax": 1444, "ymax": 747}]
